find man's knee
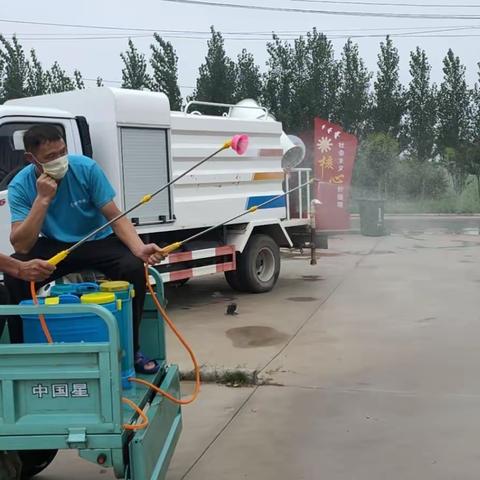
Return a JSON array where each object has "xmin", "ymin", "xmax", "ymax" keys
[{"xmin": 11, "ymin": 251, "xmax": 32, "ymax": 262}]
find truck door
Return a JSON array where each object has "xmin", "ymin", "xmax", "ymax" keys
[{"xmin": 0, "ymin": 117, "xmax": 78, "ymax": 254}]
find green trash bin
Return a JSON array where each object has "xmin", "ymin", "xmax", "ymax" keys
[{"xmin": 358, "ymin": 199, "xmax": 386, "ymax": 236}]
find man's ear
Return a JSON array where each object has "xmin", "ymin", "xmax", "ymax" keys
[{"xmin": 25, "ymin": 152, "xmax": 37, "ymax": 166}]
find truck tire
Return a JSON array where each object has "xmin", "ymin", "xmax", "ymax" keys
[
  {"xmin": 19, "ymin": 450, "xmax": 57, "ymax": 479},
  {"xmin": 230, "ymin": 234, "xmax": 280, "ymax": 293},
  {"xmin": 224, "ymin": 266, "xmax": 246, "ymax": 292}
]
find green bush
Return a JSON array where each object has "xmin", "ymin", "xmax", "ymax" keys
[{"xmin": 388, "ymin": 158, "xmax": 449, "ymax": 200}]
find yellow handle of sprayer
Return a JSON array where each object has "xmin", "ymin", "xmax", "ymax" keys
[
  {"xmin": 222, "ymin": 139, "xmax": 232, "ymax": 150},
  {"xmin": 159, "ymin": 241, "xmax": 182, "ymax": 256},
  {"xmin": 47, "ymin": 249, "xmax": 69, "ymax": 266}
]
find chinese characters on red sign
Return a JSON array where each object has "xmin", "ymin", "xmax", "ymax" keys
[{"xmin": 314, "ymin": 118, "xmax": 358, "ymax": 231}]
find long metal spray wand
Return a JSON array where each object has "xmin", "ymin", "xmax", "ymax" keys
[{"xmin": 157, "ymin": 178, "xmax": 315, "ymax": 256}]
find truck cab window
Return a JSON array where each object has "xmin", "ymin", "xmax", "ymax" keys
[{"xmin": 0, "ymin": 122, "xmax": 65, "ymax": 190}]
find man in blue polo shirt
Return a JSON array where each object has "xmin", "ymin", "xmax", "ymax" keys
[{"xmin": 5, "ymin": 124, "xmax": 163, "ymax": 374}]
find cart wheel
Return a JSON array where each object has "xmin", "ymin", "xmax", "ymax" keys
[
  {"xmin": 19, "ymin": 450, "xmax": 57, "ymax": 479},
  {"xmin": 0, "ymin": 451, "xmax": 22, "ymax": 480}
]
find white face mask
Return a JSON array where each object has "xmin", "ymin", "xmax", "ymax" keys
[{"xmin": 41, "ymin": 154, "xmax": 69, "ymax": 180}]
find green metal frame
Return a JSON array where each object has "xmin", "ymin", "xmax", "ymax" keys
[{"xmin": 0, "ymin": 267, "xmax": 182, "ymax": 480}]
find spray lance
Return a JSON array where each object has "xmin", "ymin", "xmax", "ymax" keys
[
  {"xmin": 156, "ymin": 178, "xmax": 316, "ymax": 256},
  {"xmin": 46, "ymin": 134, "xmax": 249, "ymax": 266}
]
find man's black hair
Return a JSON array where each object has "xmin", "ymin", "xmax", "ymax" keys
[{"xmin": 23, "ymin": 125, "xmax": 64, "ymax": 153}]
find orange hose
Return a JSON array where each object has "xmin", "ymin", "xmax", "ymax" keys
[
  {"xmin": 30, "ymin": 281, "xmax": 53, "ymax": 344},
  {"xmin": 127, "ymin": 266, "xmax": 201, "ymax": 405},
  {"xmin": 122, "ymin": 397, "xmax": 149, "ymax": 430}
]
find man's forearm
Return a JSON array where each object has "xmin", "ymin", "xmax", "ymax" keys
[
  {"xmin": 0, "ymin": 254, "xmax": 23, "ymax": 278},
  {"xmin": 10, "ymin": 197, "xmax": 50, "ymax": 253},
  {"xmin": 111, "ymin": 217, "xmax": 144, "ymax": 256}
]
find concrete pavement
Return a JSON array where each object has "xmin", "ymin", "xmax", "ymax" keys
[{"xmin": 41, "ymin": 220, "xmax": 480, "ymax": 479}]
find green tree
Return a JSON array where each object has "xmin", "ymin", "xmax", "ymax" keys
[
  {"xmin": 262, "ymin": 34, "xmax": 295, "ymax": 130},
  {"xmin": 26, "ymin": 49, "xmax": 48, "ymax": 96},
  {"xmin": 353, "ymin": 132, "xmax": 399, "ymax": 196},
  {"xmin": 404, "ymin": 47, "xmax": 437, "ymax": 161},
  {"xmin": 96, "ymin": 77, "xmax": 104, "ymax": 87},
  {"xmin": 264, "ymin": 29, "xmax": 339, "ymax": 133},
  {"xmin": 0, "ymin": 36, "xmax": 84, "ymax": 101},
  {"xmin": 304, "ymin": 28, "xmax": 339, "ymax": 127},
  {"xmin": 288, "ymin": 34, "xmax": 309, "ymax": 131},
  {"xmin": 371, "ymin": 36, "xmax": 404, "ymax": 137},
  {"xmin": 471, "ymin": 63, "xmax": 480, "ymax": 142},
  {"xmin": 0, "ymin": 35, "xmax": 29, "ymax": 102},
  {"xmin": 73, "ymin": 70, "xmax": 84, "ymax": 90},
  {"xmin": 233, "ymin": 48, "xmax": 262, "ymax": 102},
  {"xmin": 337, "ymin": 38, "xmax": 371, "ymax": 136},
  {"xmin": 465, "ymin": 142, "xmax": 480, "ymax": 199},
  {"xmin": 45, "ymin": 62, "xmax": 76, "ymax": 93},
  {"xmin": 150, "ymin": 33, "xmax": 182, "ymax": 110},
  {"xmin": 437, "ymin": 49, "xmax": 472, "ymax": 192},
  {"xmin": 191, "ymin": 27, "xmax": 236, "ymax": 112},
  {"xmin": 120, "ymin": 39, "xmax": 151, "ymax": 90}
]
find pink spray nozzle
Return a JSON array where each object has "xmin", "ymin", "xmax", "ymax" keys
[{"xmin": 230, "ymin": 134, "xmax": 249, "ymax": 155}]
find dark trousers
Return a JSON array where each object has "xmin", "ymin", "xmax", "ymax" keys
[
  {"xmin": 0, "ymin": 285, "xmax": 10, "ymax": 340},
  {"xmin": 4, "ymin": 235, "xmax": 145, "ymax": 351}
]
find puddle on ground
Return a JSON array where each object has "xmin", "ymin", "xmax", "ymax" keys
[
  {"xmin": 226, "ymin": 326, "xmax": 290, "ymax": 348},
  {"xmin": 286, "ymin": 296, "xmax": 319, "ymax": 302}
]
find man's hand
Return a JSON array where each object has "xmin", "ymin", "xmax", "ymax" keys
[
  {"xmin": 36, "ymin": 173, "xmax": 57, "ymax": 203},
  {"xmin": 17, "ymin": 259, "xmax": 56, "ymax": 282},
  {"xmin": 134, "ymin": 243, "xmax": 167, "ymax": 265}
]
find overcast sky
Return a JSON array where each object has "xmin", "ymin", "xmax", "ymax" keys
[{"xmin": 2, "ymin": 0, "xmax": 480, "ymax": 99}]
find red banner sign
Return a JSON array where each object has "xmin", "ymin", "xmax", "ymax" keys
[{"xmin": 314, "ymin": 118, "xmax": 358, "ymax": 231}]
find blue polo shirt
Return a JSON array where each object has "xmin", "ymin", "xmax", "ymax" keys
[{"xmin": 8, "ymin": 155, "xmax": 116, "ymax": 243}]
